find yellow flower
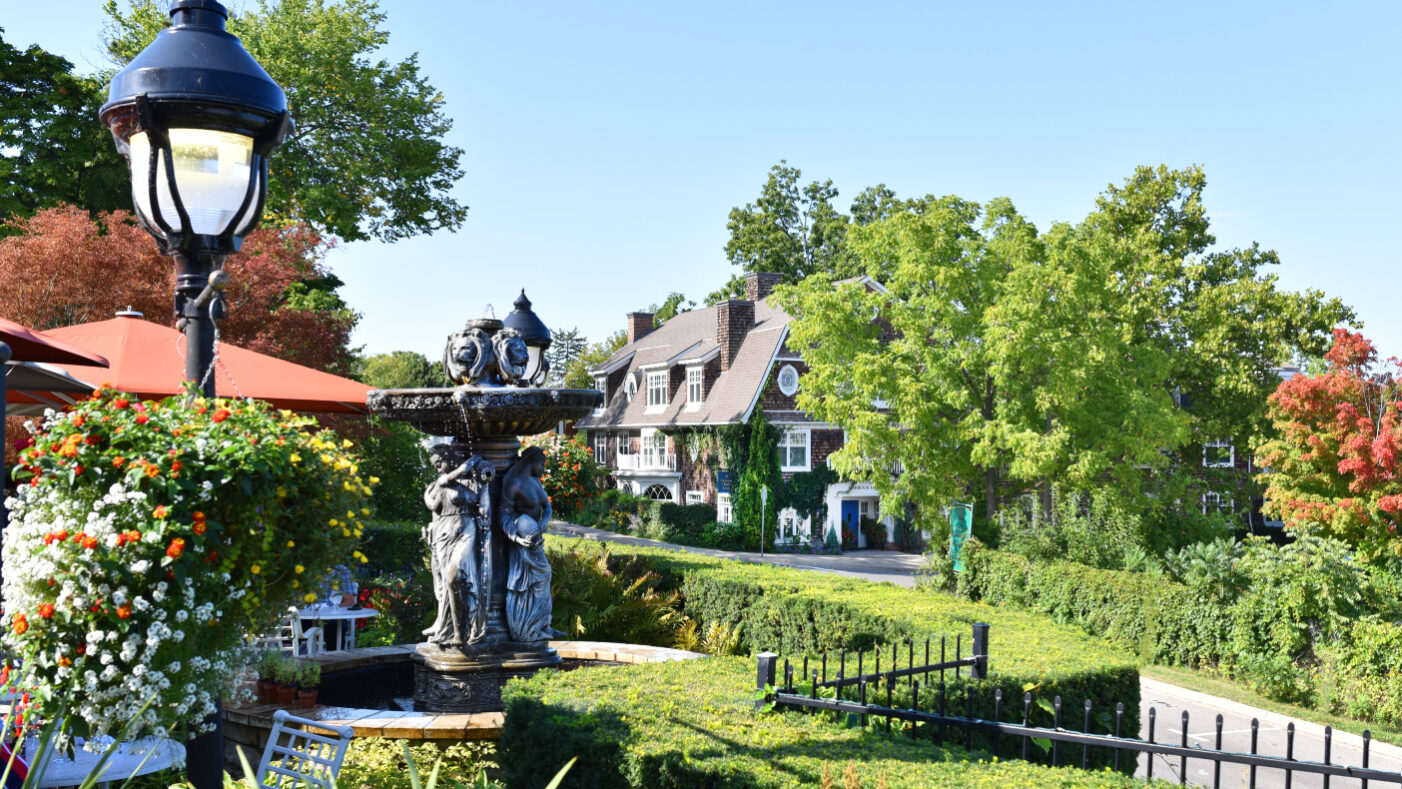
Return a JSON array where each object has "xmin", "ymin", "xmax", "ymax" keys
[
  {"xmin": 290, "ymin": 453, "xmax": 301, "ymax": 464},
  {"xmin": 342, "ymin": 439, "xmax": 353, "ymax": 449},
  {"xmin": 276, "ymin": 486, "xmax": 287, "ymax": 498},
  {"xmin": 360, "ymin": 508, "xmax": 371, "ymax": 516},
  {"xmin": 291, "ymin": 580, "xmax": 299, "ymax": 588},
  {"xmin": 346, "ymin": 511, "xmax": 355, "ymax": 519},
  {"xmin": 304, "ymin": 592, "xmax": 318, "ymax": 603},
  {"xmin": 369, "ymin": 476, "xmax": 380, "ymax": 485},
  {"xmin": 286, "ymin": 540, "xmax": 295, "ymax": 548},
  {"xmin": 295, "ymin": 564, "xmax": 304, "ymax": 574},
  {"xmin": 251, "ymin": 564, "xmax": 261, "ymax": 574},
  {"xmin": 329, "ymin": 518, "xmax": 339, "ymax": 527}
]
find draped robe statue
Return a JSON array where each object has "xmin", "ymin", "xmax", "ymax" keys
[
  {"xmin": 498, "ymin": 446, "xmax": 561, "ymax": 642},
  {"xmin": 421, "ymin": 446, "xmax": 493, "ymax": 646}
]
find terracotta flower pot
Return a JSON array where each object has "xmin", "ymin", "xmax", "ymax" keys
[
  {"xmin": 276, "ymin": 685, "xmax": 297, "ymax": 705},
  {"xmin": 297, "ymin": 689, "xmax": 318, "ymax": 708},
  {"xmin": 258, "ymin": 679, "xmax": 276, "ymax": 701}
]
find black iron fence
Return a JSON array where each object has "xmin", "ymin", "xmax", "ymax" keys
[{"xmin": 755, "ymin": 623, "xmax": 1402, "ymax": 788}]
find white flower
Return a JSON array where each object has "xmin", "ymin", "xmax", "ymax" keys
[{"xmin": 175, "ymin": 610, "xmax": 188, "ymax": 622}]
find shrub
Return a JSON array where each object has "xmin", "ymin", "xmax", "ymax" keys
[
  {"xmin": 501, "ymin": 656, "xmax": 1151, "ymax": 789},
  {"xmin": 360, "ymin": 521, "xmax": 426, "ymax": 574},
  {"xmin": 860, "ymin": 515, "xmax": 887, "ymax": 549},
  {"xmin": 524, "ymin": 433, "xmax": 606, "ymax": 518},
  {"xmin": 549, "ymin": 543, "xmax": 684, "ymax": 644},
  {"xmin": 644, "ymin": 502, "xmax": 717, "ymax": 544},
  {"xmin": 893, "ymin": 517, "xmax": 923, "ymax": 553},
  {"xmin": 572, "ymin": 488, "xmax": 645, "ymax": 531},
  {"xmin": 356, "ymin": 567, "xmax": 435, "ymax": 647},
  {"xmin": 338, "ymin": 737, "xmax": 496, "ymax": 789}
]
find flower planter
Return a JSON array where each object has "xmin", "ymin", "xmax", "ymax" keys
[
  {"xmin": 297, "ymin": 689, "xmax": 318, "ymax": 707},
  {"xmin": 276, "ymin": 685, "xmax": 297, "ymax": 705},
  {"xmin": 258, "ymin": 679, "xmax": 276, "ymax": 701}
]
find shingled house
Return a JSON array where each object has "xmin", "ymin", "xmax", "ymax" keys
[{"xmin": 575, "ymin": 272, "xmax": 889, "ymax": 545}]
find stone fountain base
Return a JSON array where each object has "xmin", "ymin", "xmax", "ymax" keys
[{"xmin": 412, "ymin": 641, "xmax": 562, "ymax": 713}]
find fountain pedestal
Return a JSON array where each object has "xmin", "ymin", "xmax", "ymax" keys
[{"xmin": 368, "ymin": 351, "xmax": 601, "ymax": 712}]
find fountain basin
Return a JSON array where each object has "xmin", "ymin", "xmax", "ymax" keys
[{"xmin": 366, "ymin": 387, "xmax": 602, "ymax": 438}]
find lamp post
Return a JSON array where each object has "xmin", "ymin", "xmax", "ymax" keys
[
  {"xmin": 501, "ymin": 290, "xmax": 553, "ymax": 386},
  {"xmin": 100, "ymin": 0, "xmax": 291, "ymax": 398},
  {"xmin": 100, "ymin": 3, "xmax": 289, "ymax": 785}
]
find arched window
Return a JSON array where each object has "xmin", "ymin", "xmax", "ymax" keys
[{"xmin": 643, "ymin": 484, "xmax": 673, "ymax": 501}]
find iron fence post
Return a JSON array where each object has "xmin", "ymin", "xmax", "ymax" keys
[
  {"xmin": 972, "ymin": 622, "xmax": 990, "ymax": 679},
  {"xmin": 756, "ymin": 652, "xmax": 777, "ymax": 710}
]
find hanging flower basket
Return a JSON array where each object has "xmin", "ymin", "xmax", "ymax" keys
[{"xmin": 2, "ymin": 387, "xmax": 373, "ymax": 743}]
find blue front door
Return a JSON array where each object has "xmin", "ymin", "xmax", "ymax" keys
[{"xmin": 841, "ymin": 500, "xmax": 859, "ymax": 546}]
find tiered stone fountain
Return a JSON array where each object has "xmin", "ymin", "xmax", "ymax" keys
[{"xmin": 365, "ymin": 292, "xmax": 601, "ymax": 712}]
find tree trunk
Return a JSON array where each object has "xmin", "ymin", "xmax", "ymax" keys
[{"xmin": 985, "ymin": 468, "xmax": 998, "ymax": 524}]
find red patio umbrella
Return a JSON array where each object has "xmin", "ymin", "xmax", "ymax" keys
[
  {"xmin": 44, "ymin": 313, "xmax": 371, "ymax": 414},
  {"xmin": 0, "ymin": 317, "xmax": 110, "ymax": 367}
]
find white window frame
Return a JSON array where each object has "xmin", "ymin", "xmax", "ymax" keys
[
  {"xmin": 778, "ymin": 427, "xmax": 810, "ymax": 472},
  {"xmin": 716, "ymin": 493, "xmax": 733, "ymax": 523},
  {"xmin": 777, "ymin": 364, "xmax": 800, "ymax": 396},
  {"xmin": 646, "ymin": 370, "xmax": 668, "ymax": 410},
  {"xmin": 1203, "ymin": 440, "xmax": 1234, "ymax": 468},
  {"xmin": 594, "ymin": 432, "xmax": 608, "ymax": 464},
  {"xmin": 624, "ymin": 374, "xmax": 637, "ymax": 403},
  {"xmin": 686, "ymin": 366, "xmax": 704, "ymax": 408},
  {"xmin": 685, "ymin": 490, "xmax": 704, "ymax": 505},
  {"xmin": 1201, "ymin": 491, "xmax": 1235, "ymax": 515}
]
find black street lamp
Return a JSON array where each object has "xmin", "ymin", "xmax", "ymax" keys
[
  {"xmin": 100, "ymin": 3, "xmax": 289, "ymax": 785},
  {"xmin": 101, "ymin": 0, "xmax": 291, "ymax": 398}
]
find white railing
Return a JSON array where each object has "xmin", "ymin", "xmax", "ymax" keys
[{"xmin": 616, "ymin": 451, "xmax": 677, "ymax": 471}]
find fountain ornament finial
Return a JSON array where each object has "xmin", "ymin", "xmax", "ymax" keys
[{"xmin": 443, "ymin": 291, "xmax": 552, "ymax": 387}]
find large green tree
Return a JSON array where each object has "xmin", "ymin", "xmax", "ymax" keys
[
  {"xmin": 357, "ymin": 350, "xmax": 442, "ymax": 389},
  {"xmin": 564, "ymin": 330, "xmax": 627, "ymax": 390},
  {"xmin": 0, "ymin": 30, "xmax": 128, "ymax": 223},
  {"xmin": 775, "ymin": 165, "xmax": 1352, "ymax": 530},
  {"xmin": 102, "ymin": 0, "xmax": 466, "ymax": 242},
  {"xmin": 709, "ymin": 161, "xmax": 853, "ymax": 303}
]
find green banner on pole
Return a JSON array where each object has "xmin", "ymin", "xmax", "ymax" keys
[{"xmin": 949, "ymin": 502, "xmax": 972, "ymax": 572}]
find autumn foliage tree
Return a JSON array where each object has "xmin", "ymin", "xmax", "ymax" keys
[
  {"xmin": 0, "ymin": 204, "xmax": 356, "ymax": 372},
  {"xmin": 1258, "ymin": 330, "xmax": 1402, "ymax": 560}
]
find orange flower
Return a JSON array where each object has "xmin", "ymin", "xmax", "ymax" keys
[
  {"xmin": 112, "ymin": 456, "xmax": 125, "ymax": 468},
  {"xmin": 170, "ymin": 460, "xmax": 182, "ymax": 473},
  {"xmin": 167, "ymin": 538, "xmax": 185, "ymax": 559},
  {"xmin": 153, "ymin": 505, "xmax": 169, "ymax": 519},
  {"xmin": 37, "ymin": 604, "xmax": 54, "ymax": 619},
  {"xmin": 145, "ymin": 464, "xmax": 160, "ymax": 478},
  {"xmin": 125, "ymin": 530, "xmax": 141, "ymax": 544},
  {"xmin": 82, "ymin": 536, "xmax": 98, "ymax": 550},
  {"xmin": 193, "ymin": 511, "xmax": 206, "ymax": 523},
  {"xmin": 116, "ymin": 605, "xmax": 132, "ymax": 620},
  {"xmin": 212, "ymin": 409, "xmax": 231, "ymax": 423},
  {"xmin": 114, "ymin": 398, "xmax": 129, "ymax": 410},
  {"xmin": 72, "ymin": 414, "xmax": 84, "ymax": 428},
  {"xmin": 192, "ymin": 521, "xmax": 206, "ymax": 535},
  {"xmin": 135, "ymin": 414, "xmax": 149, "ymax": 425},
  {"xmin": 11, "ymin": 615, "xmax": 27, "ymax": 635}
]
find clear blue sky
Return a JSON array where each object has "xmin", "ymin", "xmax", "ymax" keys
[{"xmin": 6, "ymin": 1, "xmax": 1399, "ymax": 362}]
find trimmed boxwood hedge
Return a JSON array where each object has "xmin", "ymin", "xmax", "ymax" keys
[
  {"xmin": 518, "ymin": 538, "xmax": 1143, "ymax": 782},
  {"xmin": 956, "ymin": 542, "xmax": 1233, "ymax": 667},
  {"xmin": 645, "ymin": 502, "xmax": 719, "ymax": 544},
  {"xmin": 501, "ymin": 657, "xmax": 1162, "ymax": 789}
]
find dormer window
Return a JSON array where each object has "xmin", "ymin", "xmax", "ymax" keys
[
  {"xmin": 594, "ymin": 375, "xmax": 607, "ymax": 397},
  {"xmin": 646, "ymin": 371, "xmax": 668, "ymax": 410},
  {"xmin": 687, "ymin": 366, "xmax": 703, "ymax": 407},
  {"xmin": 624, "ymin": 374, "xmax": 637, "ymax": 403}
]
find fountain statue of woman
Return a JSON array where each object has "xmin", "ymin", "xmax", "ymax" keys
[
  {"xmin": 498, "ymin": 446, "xmax": 562, "ymax": 642},
  {"xmin": 422, "ymin": 445, "xmax": 494, "ymax": 646}
]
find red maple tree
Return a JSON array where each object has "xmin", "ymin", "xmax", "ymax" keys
[
  {"xmin": 0, "ymin": 204, "xmax": 355, "ymax": 372},
  {"xmin": 1258, "ymin": 329, "xmax": 1402, "ymax": 559}
]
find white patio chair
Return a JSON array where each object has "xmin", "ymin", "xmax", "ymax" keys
[
  {"xmin": 255, "ymin": 709, "xmax": 353, "ymax": 789},
  {"xmin": 255, "ymin": 607, "xmax": 324, "ymax": 657}
]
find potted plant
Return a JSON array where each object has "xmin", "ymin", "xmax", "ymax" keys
[
  {"xmin": 1, "ymin": 387, "xmax": 372, "ymax": 742},
  {"xmin": 296, "ymin": 660, "xmax": 321, "ymax": 707},
  {"xmin": 256, "ymin": 649, "xmax": 281, "ymax": 702},
  {"xmin": 273, "ymin": 655, "xmax": 298, "ymax": 705}
]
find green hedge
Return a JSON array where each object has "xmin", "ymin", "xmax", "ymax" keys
[
  {"xmin": 501, "ymin": 657, "xmax": 1160, "ymax": 789},
  {"xmin": 530, "ymin": 538, "xmax": 1141, "ymax": 778},
  {"xmin": 956, "ymin": 542, "xmax": 1233, "ymax": 667},
  {"xmin": 360, "ymin": 521, "xmax": 426, "ymax": 574},
  {"xmin": 644, "ymin": 502, "xmax": 717, "ymax": 543}
]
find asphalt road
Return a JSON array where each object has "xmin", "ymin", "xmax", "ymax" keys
[{"xmin": 1137, "ymin": 677, "xmax": 1402, "ymax": 788}]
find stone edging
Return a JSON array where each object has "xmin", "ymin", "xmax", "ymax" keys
[{"xmin": 223, "ymin": 641, "xmax": 704, "ymax": 743}]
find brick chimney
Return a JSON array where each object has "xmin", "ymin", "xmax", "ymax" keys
[
  {"xmin": 745, "ymin": 271, "xmax": 783, "ymax": 302},
  {"xmin": 716, "ymin": 299, "xmax": 754, "ymax": 372},
  {"xmin": 626, "ymin": 312, "xmax": 654, "ymax": 343}
]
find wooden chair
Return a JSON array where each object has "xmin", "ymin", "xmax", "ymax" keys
[{"xmin": 254, "ymin": 710, "xmax": 353, "ymax": 789}]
